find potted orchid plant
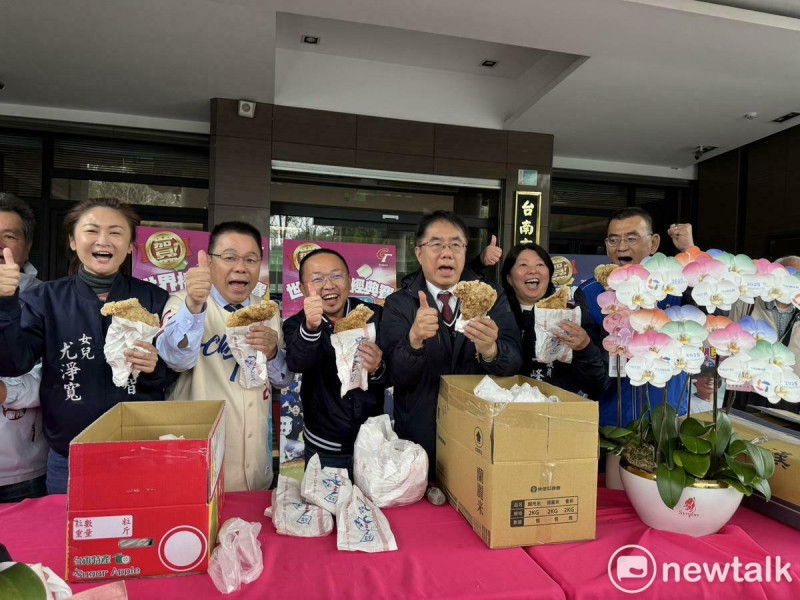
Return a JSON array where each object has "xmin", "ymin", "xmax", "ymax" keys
[{"xmin": 597, "ymin": 247, "xmax": 800, "ymax": 536}]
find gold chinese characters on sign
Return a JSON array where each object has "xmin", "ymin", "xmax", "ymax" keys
[{"xmin": 513, "ymin": 191, "xmax": 542, "ymax": 246}]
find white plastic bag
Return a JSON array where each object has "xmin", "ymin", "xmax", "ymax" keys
[
  {"xmin": 300, "ymin": 454, "xmax": 353, "ymax": 514},
  {"xmin": 336, "ymin": 484, "xmax": 398, "ymax": 553},
  {"xmin": 226, "ymin": 323, "xmax": 268, "ymax": 389},
  {"xmin": 353, "ymin": 415, "xmax": 428, "ymax": 508},
  {"xmin": 331, "ymin": 323, "xmax": 375, "ymax": 397},
  {"xmin": 207, "ymin": 518, "xmax": 263, "ymax": 594},
  {"xmin": 265, "ymin": 475, "xmax": 334, "ymax": 537},
  {"xmin": 533, "ymin": 306, "xmax": 581, "ymax": 364},
  {"xmin": 103, "ymin": 316, "xmax": 160, "ymax": 387}
]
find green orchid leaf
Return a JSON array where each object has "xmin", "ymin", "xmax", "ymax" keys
[
  {"xmin": 726, "ymin": 456, "xmax": 758, "ymax": 485},
  {"xmin": 752, "ymin": 444, "xmax": 776, "ymax": 480},
  {"xmin": 717, "ymin": 476, "xmax": 749, "ymax": 495},
  {"xmin": 600, "ymin": 426, "xmax": 634, "ymax": 440},
  {"xmin": 715, "ymin": 412, "xmax": 733, "ymax": 458},
  {"xmin": 679, "ymin": 417, "xmax": 713, "ymax": 437},
  {"xmin": 675, "ymin": 450, "xmax": 710, "ymax": 479},
  {"xmin": 600, "ymin": 439, "xmax": 619, "ymax": 450},
  {"xmin": 743, "ymin": 441, "xmax": 772, "ymax": 479},
  {"xmin": 0, "ymin": 563, "xmax": 48, "ymax": 600},
  {"xmin": 727, "ymin": 439, "xmax": 747, "ymax": 457},
  {"xmin": 652, "ymin": 401, "xmax": 678, "ymax": 467},
  {"xmin": 752, "ymin": 478, "xmax": 772, "ymax": 502},
  {"xmin": 656, "ymin": 463, "xmax": 687, "ymax": 509},
  {"xmin": 679, "ymin": 433, "xmax": 712, "ymax": 454}
]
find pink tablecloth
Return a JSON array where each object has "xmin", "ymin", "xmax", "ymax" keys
[
  {"xmin": 0, "ymin": 492, "xmax": 565, "ymax": 600},
  {"xmin": 526, "ymin": 487, "xmax": 800, "ymax": 600}
]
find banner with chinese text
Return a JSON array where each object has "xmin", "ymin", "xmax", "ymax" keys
[
  {"xmin": 132, "ymin": 227, "xmax": 270, "ymax": 296},
  {"xmin": 281, "ymin": 240, "xmax": 397, "ymax": 319}
]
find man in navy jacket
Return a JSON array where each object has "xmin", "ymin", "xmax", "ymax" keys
[{"xmin": 380, "ymin": 211, "xmax": 522, "ymax": 479}]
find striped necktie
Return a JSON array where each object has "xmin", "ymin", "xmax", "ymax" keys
[{"xmin": 438, "ymin": 292, "xmax": 454, "ymax": 323}]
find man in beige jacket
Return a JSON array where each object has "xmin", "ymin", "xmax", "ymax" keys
[
  {"xmin": 729, "ymin": 255, "xmax": 800, "ymax": 413},
  {"xmin": 157, "ymin": 222, "xmax": 292, "ymax": 491}
]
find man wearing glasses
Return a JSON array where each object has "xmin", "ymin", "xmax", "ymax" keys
[
  {"xmin": 380, "ymin": 211, "xmax": 522, "ymax": 480},
  {"xmin": 575, "ymin": 207, "xmax": 694, "ymax": 426},
  {"xmin": 158, "ymin": 221, "xmax": 293, "ymax": 491},
  {"xmin": 283, "ymin": 248, "xmax": 387, "ymax": 474}
]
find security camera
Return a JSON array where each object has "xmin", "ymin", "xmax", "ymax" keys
[
  {"xmin": 694, "ymin": 149, "xmax": 704, "ymax": 161},
  {"xmin": 0, "ymin": 81, "xmax": 5, "ymax": 91}
]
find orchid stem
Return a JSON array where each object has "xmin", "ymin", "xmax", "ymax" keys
[
  {"xmin": 616, "ymin": 355, "xmax": 622, "ymax": 428},
  {"xmin": 684, "ymin": 374, "xmax": 692, "ymax": 417},
  {"xmin": 713, "ymin": 354, "xmax": 720, "ymax": 431}
]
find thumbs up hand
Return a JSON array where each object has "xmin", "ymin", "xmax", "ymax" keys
[
  {"xmin": 480, "ymin": 235, "xmax": 503, "ymax": 267},
  {"xmin": 303, "ymin": 286, "xmax": 324, "ymax": 332},
  {"xmin": 409, "ymin": 290, "xmax": 439, "ymax": 349},
  {"xmin": 185, "ymin": 249, "xmax": 212, "ymax": 314},
  {"xmin": 0, "ymin": 248, "xmax": 20, "ymax": 297}
]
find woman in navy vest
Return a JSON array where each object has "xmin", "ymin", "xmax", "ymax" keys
[{"xmin": 0, "ymin": 198, "xmax": 176, "ymax": 494}]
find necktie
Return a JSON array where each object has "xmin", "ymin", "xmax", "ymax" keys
[
  {"xmin": 437, "ymin": 292, "xmax": 454, "ymax": 323},
  {"xmin": 224, "ymin": 303, "xmax": 243, "ymax": 313}
]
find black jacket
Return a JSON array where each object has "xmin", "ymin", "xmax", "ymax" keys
[
  {"xmin": 508, "ymin": 295, "xmax": 610, "ymax": 398},
  {"xmin": 379, "ymin": 269, "xmax": 522, "ymax": 477},
  {"xmin": 0, "ymin": 274, "xmax": 176, "ymax": 455},
  {"xmin": 283, "ymin": 298, "xmax": 388, "ymax": 455}
]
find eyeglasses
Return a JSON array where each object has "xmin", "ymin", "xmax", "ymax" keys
[
  {"xmin": 417, "ymin": 241, "xmax": 467, "ymax": 254},
  {"xmin": 208, "ymin": 252, "xmax": 261, "ymax": 267},
  {"xmin": 1, "ymin": 232, "xmax": 22, "ymax": 244},
  {"xmin": 604, "ymin": 234, "xmax": 653, "ymax": 248},
  {"xmin": 307, "ymin": 273, "xmax": 347, "ymax": 287}
]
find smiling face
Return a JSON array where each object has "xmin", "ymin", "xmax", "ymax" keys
[
  {"xmin": 507, "ymin": 249, "xmax": 551, "ymax": 305},
  {"xmin": 695, "ymin": 372, "xmax": 716, "ymax": 401},
  {"xmin": 415, "ymin": 219, "xmax": 467, "ymax": 289},
  {"xmin": 69, "ymin": 207, "xmax": 133, "ymax": 276},
  {"xmin": 0, "ymin": 210, "xmax": 31, "ymax": 267},
  {"xmin": 606, "ymin": 216, "xmax": 660, "ymax": 266},
  {"xmin": 209, "ymin": 232, "xmax": 261, "ymax": 304},
  {"xmin": 300, "ymin": 252, "xmax": 351, "ymax": 319}
]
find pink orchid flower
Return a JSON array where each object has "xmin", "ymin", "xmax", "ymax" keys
[
  {"xmin": 606, "ymin": 264, "xmax": 650, "ymax": 289},
  {"xmin": 603, "ymin": 327, "xmax": 634, "ymax": 358},
  {"xmin": 629, "ymin": 309, "xmax": 670, "ymax": 334},
  {"xmin": 598, "ymin": 290, "xmax": 625, "ymax": 315},
  {"xmin": 682, "ymin": 256, "xmax": 727, "ymax": 287},
  {"xmin": 628, "ymin": 330, "xmax": 675, "ymax": 358},
  {"xmin": 708, "ymin": 323, "xmax": 757, "ymax": 356},
  {"xmin": 603, "ymin": 310, "xmax": 632, "ymax": 335},
  {"xmin": 674, "ymin": 246, "xmax": 712, "ymax": 267},
  {"xmin": 754, "ymin": 258, "xmax": 784, "ymax": 276}
]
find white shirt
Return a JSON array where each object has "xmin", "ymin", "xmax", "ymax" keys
[{"xmin": 425, "ymin": 281, "xmax": 458, "ymax": 318}]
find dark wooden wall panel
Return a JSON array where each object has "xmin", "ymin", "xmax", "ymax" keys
[
  {"xmin": 507, "ymin": 132, "xmax": 554, "ymax": 168},
  {"xmin": 211, "ymin": 99, "xmax": 272, "ymax": 141},
  {"xmin": 272, "ymin": 141, "xmax": 356, "ymax": 167},
  {"xmin": 696, "ymin": 151, "xmax": 740, "ymax": 252},
  {"xmin": 433, "ymin": 157, "xmax": 507, "ymax": 179},
  {"xmin": 356, "ymin": 150, "xmax": 433, "ymax": 173},
  {"xmin": 357, "ymin": 116, "xmax": 434, "ymax": 156},
  {"xmin": 434, "ymin": 125, "xmax": 508, "ymax": 163},
  {"xmin": 272, "ymin": 106, "xmax": 356, "ymax": 149},
  {"xmin": 210, "ymin": 135, "xmax": 270, "ymax": 208}
]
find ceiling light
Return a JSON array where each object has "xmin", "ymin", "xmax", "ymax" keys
[
  {"xmin": 772, "ymin": 112, "xmax": 800, "ymax": 124},
  {"xmin": 481, "ymin": 60, "xmax": 498, "ymax": 68},
  {"xmin": 302, "ymin": 35, "xmax": 320, "ymax": 45}
]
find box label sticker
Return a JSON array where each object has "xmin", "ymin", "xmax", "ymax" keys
[
  {"xmin": 509, "ymin": 496, "xmax": 579, "ymax": 526},
  {"xmin": 210, "ymin": 412, "xmax": 225, "ymax": 497},
  {"xmin": 72, "ymin": 515, "xmax": 133, "ymax": 540}
]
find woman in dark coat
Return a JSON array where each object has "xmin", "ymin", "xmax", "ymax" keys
[{"xmin": 501, "ymin": 243, "xmax": 609, "ymax": 398}]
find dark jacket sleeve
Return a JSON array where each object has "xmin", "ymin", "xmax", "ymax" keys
[
  {"xmin": 482, "ymin": 289, "xmax": 523, "ymax": 376},
  {"xmin": 570, "ymin": 307, "xmax": 610, "ymax": 397},
  {"xmin": 283, "ymin": 314, "xmax": 324, "ymax": 373},
  {"xmin": 378, "ymin": 292, "xmax": 428, "ymax": 388},
  {"xmin": 574, "ymin": 286, "xmax": 605, "ymax": 350},
  {"xmin": 0, "ymin": 293, "xmax": 43, "ymax": 377}
]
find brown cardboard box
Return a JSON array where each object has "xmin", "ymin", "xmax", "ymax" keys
[
  {"xmin": 66, "ymin": 400, "xmax": 225, "ymax": 582},
  {"xmin": 436, "ymin": 375, "xmax": 598, "ymax": 549},
  {"xmin": 698, "ymin": 409, "xmax": 800, "ymax": 529}
]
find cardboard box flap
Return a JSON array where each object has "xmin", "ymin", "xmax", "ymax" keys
[
  {"xmin": 438, "ymin": 376, "xmax": 598, "ymax": 463},
  {"xmin": 69, "ymin": 401, "xmax": 224, "ymax": 510}
]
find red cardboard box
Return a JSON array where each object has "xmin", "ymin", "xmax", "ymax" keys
[{"xmin": 66, "ymin": 400, "xmax": 225, "ymax": 582}]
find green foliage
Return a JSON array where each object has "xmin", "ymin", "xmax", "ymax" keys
[
  {"xmin": 607, "ymin": 404, "xmax": 776, "ymax": 509},
  {"xmin": 0, "ymin": 563, "xmax": 47, "ymax": 600}
]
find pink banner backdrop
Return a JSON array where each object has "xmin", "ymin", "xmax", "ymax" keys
[
  {"xmin": 132, "ymin": 227, "xmax": 270, "ymax": 297},
  {"xmin": 281, "ymin": 240, "xmax": 397, "ymax": 319}
]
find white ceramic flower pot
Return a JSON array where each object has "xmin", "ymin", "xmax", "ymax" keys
[
  {"xmin": 605, "ymin": 454, "xmax": 624, "ymax": 490},
  {"xmin": 619, "ymin": 462, "xmax": 744, "ymax": 537}
]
